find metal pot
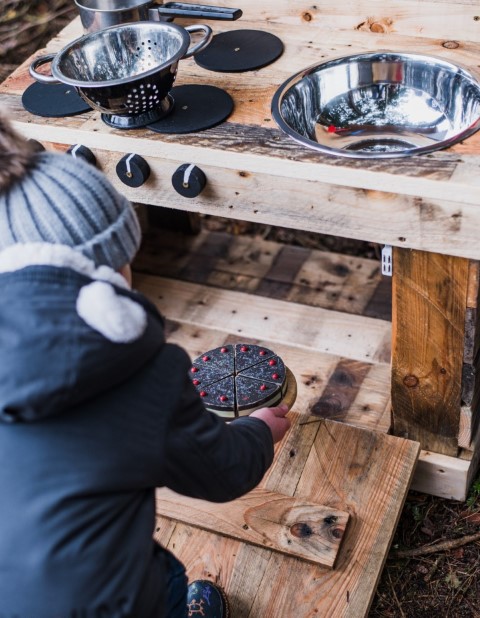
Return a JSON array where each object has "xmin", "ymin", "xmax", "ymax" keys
[
  {"xmin": 74, "ymin": 0, "xmax": 241, "ymax": 33},
  {"xmin": 28, "ymin": 21, "xmax": 212, "ymax": 128}
]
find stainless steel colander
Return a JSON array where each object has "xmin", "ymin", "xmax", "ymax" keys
[{"xmin": 29, "ymin": 21, "xmax": 212, "ymax": 127}]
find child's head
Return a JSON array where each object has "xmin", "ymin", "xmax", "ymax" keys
[{"xmin": 0, "ymin": 112, "xmax": 141, "ymax": 272}]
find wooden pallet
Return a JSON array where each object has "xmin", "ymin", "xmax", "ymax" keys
[
  {"xmin": 131, "ymin": 225, "xmax": 421, "ymax": 616},
  {"xmin": 133, "ymin": 224, "xmax": 479, "ymax": 500}
]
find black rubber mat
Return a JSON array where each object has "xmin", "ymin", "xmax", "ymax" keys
[
  {"xmin": 194, "ymin": 29, "xmax": 284, "ymax": 73},
  {"xmin": 22, "ymin": 82, "xmax": 91, "ymax": 117},
  {"xmin": 147, "ymin": 85, "xmax": 233, "ymax": 134}
]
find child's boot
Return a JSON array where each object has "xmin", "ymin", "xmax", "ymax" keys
[{"xmin": 187, "ymin": 579, "xmax": 230, "ymax": 617}]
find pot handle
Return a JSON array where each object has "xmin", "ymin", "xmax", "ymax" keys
[
  {"xmin": 183, "ymin": 24, "xmax": 213, "ymax": 59},
  {"xmin": 29, "ymin": 54, "xmax": 60, "ymax": 84}
]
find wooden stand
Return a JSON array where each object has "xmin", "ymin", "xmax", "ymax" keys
[{"xmin": 1, "ymin": 2, "xmax": 480, "ymax": 613}]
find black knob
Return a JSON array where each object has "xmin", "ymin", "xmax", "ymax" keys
[
  {"xmin": 172, "ymin": 164, "xmax": 207, "ymax": 198},
  {"xmin": 66, "ymin": 144, "xmax": 97, "ymax": 166},
  {"xmin": 116, "ymin": 154, "xmax": 150, "ymax": 188}
]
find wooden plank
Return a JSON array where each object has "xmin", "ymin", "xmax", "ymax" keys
[
  {"xmin": 391, "ymin": 249, "xmax": 469, "ymax": 455},
  {"xmin": 309, "ymin": 358, "xmax": 373, "ymax": 422},
  {"xmin": 157, "ymin": 419, "xmax": 419, "ymax": 617},
  {"xmin": 134, "ymin": 228, "xmax": 391, "ymax": 319},
  {"xmin": 156, "ymin": 487, "xmax": 350, "ymax": 568},
  {"xmin": 459, "ymin": 260, "xmax": 480, "ymax": 449},
  {"xmin": 412, "ymin": 449, "xmax": 471, "ymax": 500},
  {"xmin": 172, "ymin": 0, "xmax": 480, "ymax": 42},
  {"xmin": 133, "ymin": 273, "xmax": 392, "ymax": 364},
  {"xmin": 255, "ymin": 422, "xmax": 418, "ymax": 617}
]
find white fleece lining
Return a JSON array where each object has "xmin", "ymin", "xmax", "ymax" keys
[
  {"xmin": 0, "ymin": 243, "xmax": 129, "ymax": 288},
  {"xmin": 0, "ymin": 243, "xmax": 148, "ymax": 343}
]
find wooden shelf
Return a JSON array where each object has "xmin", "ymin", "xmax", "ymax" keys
[{"xmin": 132, "ymin": 224, "xmax": 477, "ymax": 501}]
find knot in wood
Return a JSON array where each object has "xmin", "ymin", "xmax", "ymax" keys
[
  {"xmin": 370, "ymin": 22, "xmax": 387, "ymax": 33},
  {"xmin": 442, "ymin": 41, "xmax": 460, "ymax": 49},
  {"xmin": 331, "ymin": 527, "xmax": 344, "ymax": 540},
  {"xmin": 290, "ymin": 522, "xmax": 313, "ymax": 538},
  {"xmin": 302, "ymin": 12, "xmax": 313, "ymax": 22},
  {"xmin": 323, "ymin": 515, "xmax": 338, "ymax": 526},
  {"xmin": 403, "ymin": 374, "xmax": 419, "ymax": 388}
]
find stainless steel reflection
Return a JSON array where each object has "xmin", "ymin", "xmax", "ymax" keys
[
  {"xmin": 74, "ymin": 0, "xmax": 242, "ymax": 33},
  {"xmin": 28, "ymin": 21, "xmax": 212, "ymax": 125},
  {"xmin": 271, "ymin": 52, "xmax": 480, "ymax": 158},
  {"xmin": 31, "ymin": 21, "xmax": 211, "ymax": 86}
]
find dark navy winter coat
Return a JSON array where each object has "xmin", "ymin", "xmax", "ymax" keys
[{"xmin": 0, "ymin": 261, "xmax": 274, "ymax": 617}]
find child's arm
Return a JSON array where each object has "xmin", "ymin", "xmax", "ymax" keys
[{"xmin": 162, "ymin": 347, "xmax": 290, "ymax": 503}]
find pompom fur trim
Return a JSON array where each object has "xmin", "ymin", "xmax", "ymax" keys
[{"xmin": 0, "ymin": 243, "xmax": 149, "ymax": 343}]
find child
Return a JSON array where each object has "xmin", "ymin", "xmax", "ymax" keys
[{"xmin": 0, "ymin": 113, "xmax": 291, "ymax": 618}]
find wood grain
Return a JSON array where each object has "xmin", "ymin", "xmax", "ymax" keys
[
  {"xmin": 156, "ymin": 487, "xmax": 349, "ymax": 568},
  {"xmin": 134, "ymin": 228, "xmax": 390, "ymax": 319},
  {"xmin": 391, "ymin": 248, "xmax": 469, "ymax": 455},
  {"xmin": 133, "ymin": 273, "xmax": 392, "ymax": 364},
  {"xmin": 156, "ymin": 419, "xmax": 419, "ymax": 617}
]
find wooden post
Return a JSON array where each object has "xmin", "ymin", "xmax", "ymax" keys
[
  {"xmin": 459, "ymin": 261, "xmax": 480, "ymax": 450},
  {"xmin": 391, "ymin": 248, "xmax": 470, "ymax": 456}
]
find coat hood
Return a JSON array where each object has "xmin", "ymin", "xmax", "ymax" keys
[{"xmin": 0, "ymin": 243, "xmax": 165, "ymax": 423}]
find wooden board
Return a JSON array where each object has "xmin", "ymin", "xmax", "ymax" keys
[
  {"xmin": 3, "ymin": 10, "xmax": 480, "ymax": 259},
  {"xmin": 156, "ymin": 487, "xmax": 350, "ymax": 568},
  {"xmin": 132, "ymin": 229, "xmax": 478, "ymax": 499},
  {"xmin": 391, "ymin": 248, "xmax": 469, "ymax": 456},
  {"xmin": 134, "ymin": 227, "xmax": 391, "ymax": 320},
  {"xmin": 155, "ymin": 419, "xmax": 419, "ymax": 617}
]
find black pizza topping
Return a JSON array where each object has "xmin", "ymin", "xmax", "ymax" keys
[
  {"xmin": 239, "ymin": 356, "xmax": 286, "ymax": 385},
  {"xmin": 190, "ymin": 344, "xmax": 234, "ymax": 388},
  {"xmin": 197, "ymin": 376, "xmax": 236, "ymax": 418},
  {"xmin": 234, "ymin": 343, "xmax": 275, "ymax": 372},
  {"xmin": 190, "ymin": 343, "xmax": 287, "ymax": 417},
  {"xmin": 235, "ymin": 375, "xmax": 283, "ymax": 413}
]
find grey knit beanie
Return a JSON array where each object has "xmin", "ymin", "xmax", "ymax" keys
[{"xmin": 0, "ymin": 120, "xmax": 141, "ymax": 271}]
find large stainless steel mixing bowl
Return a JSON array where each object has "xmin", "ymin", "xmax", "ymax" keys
[{"xmin": 271, "ymin": 52, "xmax": 480, "ymax": 158}]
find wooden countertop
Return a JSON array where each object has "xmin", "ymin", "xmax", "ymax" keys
[{"xmin": 1, "ymin": 0, "xmax": 480, "ymax": 258}]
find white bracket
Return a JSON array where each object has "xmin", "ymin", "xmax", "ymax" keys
[{"xmin": 381, "ymin": 245, "xmax": 393, "ymax": 276}]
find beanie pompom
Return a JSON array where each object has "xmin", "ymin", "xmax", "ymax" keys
[
  {"xmin": 0, "ymin": 112, "xmax": 36, "ymax": 192},
  {"xmin": 76, "ymin": 281, "xmax": 147, "ymax": 343}
]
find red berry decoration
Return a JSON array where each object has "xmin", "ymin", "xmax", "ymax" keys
[
  {"xmin": 240, "ymin": 345, "xmax": 249, "ymax": 352},
  {"xmin": 193, "ymin": 379, "xmax": 200, "ymax": 385},
  {"xmin": 259, "ymin": 350, "xmax": 266, "ymax": 356},
  {"xmin": 269, "ymin": 359, "xmax": 277, "ymax": 366},
  {"xmin": 202, "ymin": 355, "xmax": 210, "ymax": 362},
  {"xmin": 200, "ymin": 391, "xmax": 207, "ymax": 397},
  {"xmin": 220, "ymin": 395, "xmax": 228, "ymax": 402},
  {"xmin": 260, "ymin": 384, "xmax": 267, "ymax": 391},
  {"xmin": 220, "ymin": 347, "xmax": 228, "ymax": 353},
  {"xmin": 191, "ymin": 367, "xmax": 198, "ymax": 373},
  {"xmin": 272, "ymin": 373, "xmax": 279, "ymax": 380}
]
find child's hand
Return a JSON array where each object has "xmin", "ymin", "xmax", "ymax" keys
[{"xmin": 250, "ymin": 403, "xmax": 291, "ymax": 443}]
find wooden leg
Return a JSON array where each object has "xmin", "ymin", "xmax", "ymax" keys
[{"xmin": 391, "ymin": 248, "xmax": 469, "ymax": 456}]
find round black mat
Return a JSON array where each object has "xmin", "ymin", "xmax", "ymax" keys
[
  {"xmin": 194, "ymin": 29, "xmax": 284, "ymax": 73},
  {"xmin": 147, "ymin": 85, "xmax": 233, "ymax": 134},
  {"xmin": 22, "ymin": 82, "xmax": 91, "ymax": 117}
]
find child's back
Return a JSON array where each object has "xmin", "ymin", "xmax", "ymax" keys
[{"xmin": 0, "ymin": 114, "xmax": 289, "ymax": 617}]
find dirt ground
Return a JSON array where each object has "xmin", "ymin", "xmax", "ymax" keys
[{"xmin": 1, "ymin": 3, "xmax": 479, "ymax": 616}]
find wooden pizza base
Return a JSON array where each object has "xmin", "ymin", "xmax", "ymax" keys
[{"xmin": 282, "ymin": 367, "xmax": 297, "ymax": 411}]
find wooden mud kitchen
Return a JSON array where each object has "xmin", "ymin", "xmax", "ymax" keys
[{"xmin": 1, "ymin": 0, "xmax": 480, "ymax": 615}]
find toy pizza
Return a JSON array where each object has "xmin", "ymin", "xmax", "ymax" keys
[{"xmin": 189, "ymin": 343, "xmax": 296, "ymax": 419}]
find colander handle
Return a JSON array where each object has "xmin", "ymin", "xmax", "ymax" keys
[
  {"xmin": 183, "ymin": 24, "xmax": 213, "ymax": 59},
  {"xmin": 29, "ymin": 54, "xmax": 60, "ymax": 84}
]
